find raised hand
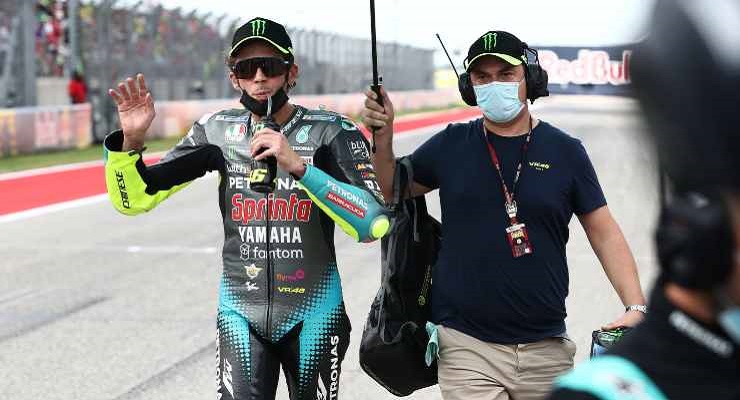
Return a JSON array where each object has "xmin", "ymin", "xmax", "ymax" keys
[{"xmin": 108, "ymin": 73, "xmax": 155, "ymax": 151}]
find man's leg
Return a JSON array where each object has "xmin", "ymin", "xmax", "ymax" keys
[
  {"xmin": 437, "ymin": 325, "xmax": 516, "ymax": 400},
  {"xmin": 278, "ymin": 304, "xmax": 351, "ymax": 400},
  {"xmin": 217, "ymin": 309, "xmax": 281, "ymax": 400},
  {"xmin": 512, "ymin": 337, "xmax": 576, "ymax": 400}
]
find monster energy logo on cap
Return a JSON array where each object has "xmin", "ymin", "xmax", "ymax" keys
[
  {"xmin": 230, "ymin": 17, "xmax": 294, "ymax": 60},
  {"xmin": 483, "ymin": 32, "xmax": 497, "ymax": 51},
  {"xmin": 465, "ymin": 30, "xmax": 525, "ymax": 70},
  {"xmin": 250, "ymin": 19, "xmax": 267, "ymax": 36}
]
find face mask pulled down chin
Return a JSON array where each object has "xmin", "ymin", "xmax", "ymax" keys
[
  {"xmin": 239, "ymin": 87, "xmax": 289, "ymax": 117},
  {"xmin": 473, "ymin": 80, "xmax": 525, "ymax": 123}
]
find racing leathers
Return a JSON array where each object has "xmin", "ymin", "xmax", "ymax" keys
[{"xmin": 103, "ymin": 105, "xmax": 389, "ymax": 400}]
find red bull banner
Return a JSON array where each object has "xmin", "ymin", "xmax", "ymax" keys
[{"xmin": 536, "ymin": 45, "xmax": 634, "ymax": 96}]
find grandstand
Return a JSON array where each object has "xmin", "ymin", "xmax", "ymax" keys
[{"xmin": 0, "ymin": 0, "xmax": 434, "ymax": 140}]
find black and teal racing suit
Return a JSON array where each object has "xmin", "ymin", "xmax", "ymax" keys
[
  {"xmin": 547, "ymin": 282, "xmax": 739, "ymax": 400},
  {"xmin": 103, "ymin": 105, "xmax": 389, "ymax": 400}
]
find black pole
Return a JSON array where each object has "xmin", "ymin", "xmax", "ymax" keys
[
  {"xmin": 436, "ymin": 33, "xmax": 459, "ymax": 78},
  {"xmin": 369, "ymin": 0, "xmax": 383, "ymax": 153}
]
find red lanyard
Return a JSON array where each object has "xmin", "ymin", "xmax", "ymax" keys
[{"xmin": 483, "ymin": 118, "xmax": 533, "ymax": 222}]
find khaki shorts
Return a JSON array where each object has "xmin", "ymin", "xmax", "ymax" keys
[{"xmin": 437, "ymin": 325, "xmax": 577, "ymax": 400}]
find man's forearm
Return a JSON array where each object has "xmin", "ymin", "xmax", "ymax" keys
[
  {"xmin": 371, "ymin": 134, "xmax": 396, "ymax": 202},
  {"xmin": 581, "ymin": 208, "xmax": 646, "ymax": 306},
  {"xmin": 591, "ymin": 225, "xmax": 646, "ymax": 306}
]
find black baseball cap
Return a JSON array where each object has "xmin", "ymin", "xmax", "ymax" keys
[
  {"xmin": 230, "ymin": 17, "xmax": 294, "ymax": 63},
  {"xmin": 464, "ymin": 30, "xmax": 527, "ymax": 71}
]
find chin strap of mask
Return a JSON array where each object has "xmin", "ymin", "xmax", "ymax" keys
[
  {"xmin": 238, "ymin": 71, "xmax": 292, "ymax": 117},
  {"xmin": 239, "ymin": 87, "xmax": 289, "ymax": 117}
]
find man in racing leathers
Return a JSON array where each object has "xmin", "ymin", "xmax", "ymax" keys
[{"xmin": 103, "ymin": 17, "xmax": 389, "ymax": 400}]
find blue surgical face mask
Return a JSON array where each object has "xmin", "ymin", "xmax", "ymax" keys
[
  {"xmin": 717, "ymin": 252, "xmax": 740, "ymax": 345},
  {"xmin": 473, "ymin": 79, "xmax": 525, "ymax": 123},
  {"xmin": 718, "ymin": 307, "xmax": 740, "ymax": 344}
]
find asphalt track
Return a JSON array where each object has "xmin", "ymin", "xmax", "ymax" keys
[{"xmin": 0, "ymin": 96, "xmax": 660, "ymax": 399}]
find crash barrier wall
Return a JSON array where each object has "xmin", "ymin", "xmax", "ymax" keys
[
  {"xmin": 0, "ymin": 103, "xmax": 91, "ymax": 158},
  {"xmin": 0, "ymin": 88, "xmax": 460, "ymax": 158}
]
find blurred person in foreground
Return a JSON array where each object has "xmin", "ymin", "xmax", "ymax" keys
[
  {"xmin": 103, "ymin": 17, "xmax": 388, "ymax": 400},
  {"xmin": 548, "ymin": 1, "xmax": 740, "ymax": 399},
  {"xmin": 361, "ymin": 29, "xmax": 646, "ymax": 400}
]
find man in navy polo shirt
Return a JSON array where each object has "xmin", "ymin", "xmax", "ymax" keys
[{"xmin": 361, "ymin": 30, "xmax": 647, "ymax": 400}]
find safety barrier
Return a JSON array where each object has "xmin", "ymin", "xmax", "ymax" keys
[
  {"xmin": 0, "ymin": 89, "xmax": 460, "ymax": 157},
  {"xmin": 0, "ymin": 103, "xmax": 92, "ymax": 157}
]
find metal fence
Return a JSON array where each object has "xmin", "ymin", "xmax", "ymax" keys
[
  {"xmin": 0, "ymin": 1, "xmax": 35, "ymax": 108},
  {"xmin": 0, "ymin": 0, "xmax": 434, "ymax": 140}
]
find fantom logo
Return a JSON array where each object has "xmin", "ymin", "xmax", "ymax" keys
[
  {"xmin": 483, "ymin": 32, "xmax": 497, "ymax": 51},
  {"xmin": 251, "ymin": 19, "xmax": 267, "ymax": 36}
]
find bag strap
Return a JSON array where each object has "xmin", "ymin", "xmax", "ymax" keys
[
  {"xmin": 395, "ymin": 157, "xmax": 423, "ymax": 242},
  {"xmin": 391, "ymin": 157, "xmax": 415, "ymax": 206},
  {"xmin": 400, "ymin": 157, "xmax": 415, "ymax": 201}
]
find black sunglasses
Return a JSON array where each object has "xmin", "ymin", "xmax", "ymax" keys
[{"xmin": 232, "ymin": 57, "xmax": 290, "ymax": 79}]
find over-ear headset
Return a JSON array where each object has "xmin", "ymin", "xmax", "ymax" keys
[
  {"xmin": 458, "ymin": 44, "xmax": 549, "ymax": 107},
  {"xmin": 656, "ymin": 191, "xmax": 735, "ymax": 290}
]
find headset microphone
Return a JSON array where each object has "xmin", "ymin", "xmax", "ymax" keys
[{"xmin": 436, "ymin": 33, "xmax": 477, "ymax": 106}]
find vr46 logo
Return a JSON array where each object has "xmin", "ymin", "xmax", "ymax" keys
[
  {"xmin": 278, "ymin": 286, "xmax": 306, "ymax": 294},
  {"xmin": 251, "ymin": 19, "xmax": 266, "ymax": 36}
]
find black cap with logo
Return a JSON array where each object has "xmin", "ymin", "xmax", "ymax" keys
[
  {"xmin": 230, "ymin": 17, "xmax": 294, "ymax": 63},
  {"xmin": 464, "ymin": 30, "xmax": 527, "ymax": 71}
]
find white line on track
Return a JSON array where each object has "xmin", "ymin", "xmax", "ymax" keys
[
  {"xmin": 124, "ymin": 245, "xmax": 219, "ymax": 254},
  {"xmin": 0, "ymin": 172, "xmax": 219, "ymax": 224},
  {"xmin": 0, "ymin": 194, "xmax": 109, "ymax": 224},
  {"xmin": 3, "ymin": 243, "xmax": 220, "ymax": 254},
  {"xmin": 0, "ymin": 288, "xmax": 38, "ymax": 305},
  {"xmin": 0, "ymin": 152, "xmax": 165, "ymax": 181}
]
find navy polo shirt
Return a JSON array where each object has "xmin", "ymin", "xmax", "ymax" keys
[{"xmin": 411, "ymin": 118, "xmax": 606, "ymax": 344}]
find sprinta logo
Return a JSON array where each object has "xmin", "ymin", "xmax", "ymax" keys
[
  {"xmin": 483, "ymin": 32, "xmax": 497, "ymax": 51},
  {"xmin": 250, "ymin": 19, "xmax": 267, "ymax": 36}
]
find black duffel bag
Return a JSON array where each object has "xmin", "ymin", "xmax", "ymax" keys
[{"xmin": 359, "ymin": 157, "xmax": 441, "ymax": 396}]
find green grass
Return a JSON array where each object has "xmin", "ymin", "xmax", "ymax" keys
[{"xmin": 0, "ymin": 103, "xmax": 466, "ymax": 174}]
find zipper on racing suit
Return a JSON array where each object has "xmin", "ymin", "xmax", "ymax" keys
[{"xmin": 266, "ymin": 191, "xmax": 273, "ymax": 340}]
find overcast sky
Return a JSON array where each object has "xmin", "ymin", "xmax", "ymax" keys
[{"xmin": 122, "ymin": 0, "xmax": 656, "ymax": 64}]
